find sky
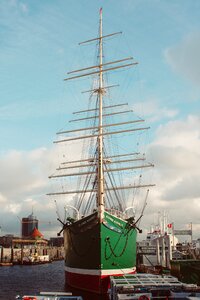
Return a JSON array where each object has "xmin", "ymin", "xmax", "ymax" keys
[{"xmin": 0, "ymin": 0, "xmax": 200, "ymax": 240}]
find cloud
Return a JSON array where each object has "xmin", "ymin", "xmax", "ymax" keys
[
  {"xmin": 0, "ymin": 114, "xmax": 199, "ymax": 240},
  {"xmin": 0, "ymin": 148, "xmax": 49, "ymax": 197},
  {"xmin": 5, "ymin": 203, "xmax": 21, "ymax": 214},
  {"xmin": 0, "ymin": 147, "xmax": 59, "ymax": 236},
  {"xmin": 132, "ymin": 98, "xmax": 178, "ymax": 123},
  {"xmin": 0, "ymin": 193, "xmax": 7, "ymax": 204},
  {"xmin": 141, "ymin": 114, "xmax": 200, "ymax": 239},
  {"xmin": 165, "ymin": 32, "xmax": 200, "ymax": 86},
  {"xmin": 19, "ymin": 2, "xmax": 28, "ymax": 13},
  {"xmin": 154, "ymin": 115, "xmax": 200, "ymax": 151},
  {"xmin": 0, "ymin": 141, "xmax": 86, "ymax": 237}
]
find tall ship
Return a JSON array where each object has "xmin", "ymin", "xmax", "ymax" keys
[{"xmin": 48, "ymin": 8, "xmax": 154, "ymax": 294}]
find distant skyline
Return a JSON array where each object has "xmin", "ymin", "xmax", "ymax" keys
[{"xmin": 0, "ymin": 0, "xmax": 200, "ymax": 239}]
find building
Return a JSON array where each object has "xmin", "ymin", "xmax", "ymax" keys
[
  {"xmin": 49, "ymin": 237, "xmax": 64, "ymax": 247},
  {"xmin": 0, "ymin": 235, "xmax": 17, "ymax": 248},
  {"xmin": 22, "ymin": 213, "xmax": 38, "ymax": 237}
]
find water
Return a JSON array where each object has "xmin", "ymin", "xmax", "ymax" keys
[{"xmin": 0, "ymin": 261, "xmax": 108, "ymax": 300}]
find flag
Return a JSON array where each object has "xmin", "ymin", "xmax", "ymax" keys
[
  {"xmin": 100, "ymin": 7, "xmax": 102, "ymax": 14},
  {"xmin": 167, "ymin": 223, "xmax": 172, "ymax": 228}
]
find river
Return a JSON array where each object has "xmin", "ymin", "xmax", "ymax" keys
[{"xmin": 0, "ymin": 260, "xmax": 108, "ymax": 300}]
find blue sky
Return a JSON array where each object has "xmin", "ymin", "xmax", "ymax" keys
[{"xmin": 0, "ymin": 0, "xmax": 200, "ymax": 239}]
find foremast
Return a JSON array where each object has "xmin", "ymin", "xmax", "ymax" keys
[{"xmin": 98, "ymin": 7, "xmax": 105, "ymax": 222}]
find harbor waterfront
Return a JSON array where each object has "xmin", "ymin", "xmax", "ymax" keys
[
  {"xmin": 0, "ymin": 246, "xmax": 64, "ymax": 265},
  {"xmin": 0, "ymin": 2, "xmax": 200, "ymax": 299},
  {"xmin": 0, "ymin": 260, "xmax": 108, "ymax": 300},
  {"xmin": 0, "ymin": 261, "xmax": 65, "ymax": 300},
  {"xmin": 0, "ymin": 260, "xmax": 199, "ymax": 300}
]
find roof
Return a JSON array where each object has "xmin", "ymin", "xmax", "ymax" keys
[{"xmin": 31, "ymin": 227, "xmax": 43, "ymax": 238}]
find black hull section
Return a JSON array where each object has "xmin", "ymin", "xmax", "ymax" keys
[{"xmin": 64, "ymin": 212, "xmax": 101, "ymax": 269}]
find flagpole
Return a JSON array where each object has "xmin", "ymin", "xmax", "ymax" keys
[{"xmin": 172, "ymin": 222, "xmax": 174, "ymax": 251}]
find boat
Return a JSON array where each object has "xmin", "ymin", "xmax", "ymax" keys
[
  {"xmin": 137, "ymin": 212, "xmax": 179, "ymax": 273},
  {"xmin": 109, "ymin": 273, "xmax": 200, "ymax": 300},
  {"xmin": 16, "ymin": 292, "xmax": 83, "ymax": 300},
  {"xmin": 22, "ymin": 254, "xmax": 51, "ymax": 265},
  {"xmin": 48, "ymin": 8, "xmax": 154, "ymax": 294},
  {"xmin": 0, "ymin": 262, "xmax": 13, "ymax": 266}
]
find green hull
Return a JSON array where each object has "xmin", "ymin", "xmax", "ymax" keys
[
  {"xmin": 102, "ymin": 211, "xmax": 137, "ymax": 270},
  {"xmin": 64, "ymin": 210, "xmax": 137, "ymax": 272}
]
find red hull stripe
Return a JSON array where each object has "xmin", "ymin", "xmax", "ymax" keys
[
  {"xmin": 66, "ymin": 270, "xmax": 135, "ymax": 294},
  {"xmin": 65, "ymin": 265, "xmax": 136, "ymax": 276},
  {"xmin": 66, "ymin": 271, "xmax": 108, "ymax": 294}
]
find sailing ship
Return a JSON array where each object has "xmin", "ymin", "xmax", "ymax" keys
[{"xmin": 48, "ymin": 8, "xmax": 154, "ymax": 294}]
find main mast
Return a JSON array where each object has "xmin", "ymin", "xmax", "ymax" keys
[
  {"xmin": 98, "ymin": 7, "xmax": 105, "ymax": 222},
  {"xmin": 47, "ymin": 10, "xmax": 155, "ymax": 214}
]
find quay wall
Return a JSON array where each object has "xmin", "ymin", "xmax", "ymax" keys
[{"xmin": 0, "ymin": 246, "xmax": 64, "ymax": 264}]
